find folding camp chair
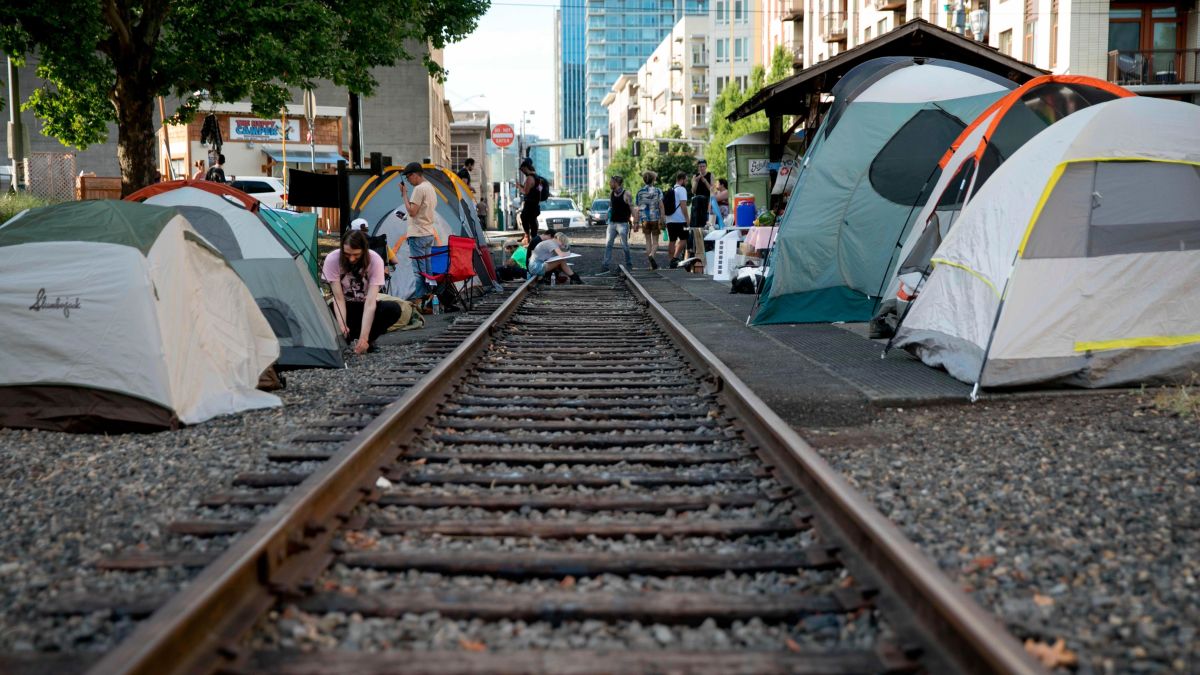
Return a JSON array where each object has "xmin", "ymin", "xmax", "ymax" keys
[{"xmin": 411, "ymin": 235, "xmax": 478, "ymax": 312}]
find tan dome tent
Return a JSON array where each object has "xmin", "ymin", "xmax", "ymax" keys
[
  {"xmin": 891, "ymin": 97, "xmax": 1200, "ymax": 394},
  {"xmin": 0, "ymin": 201, "xmax": 281, "ymax": 432}
]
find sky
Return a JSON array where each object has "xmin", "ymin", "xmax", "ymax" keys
[{"xmin": 444, "ymin": 0, "xmax": 559, "ymax": 140}]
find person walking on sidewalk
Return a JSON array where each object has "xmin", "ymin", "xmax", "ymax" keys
[
  {"xmin": 399, "ymin": 162, "xmax": 438, "ymax": 304},
  {"xmin": 665, "ymin": 172, "xmax": 690, "ymax": 268},
  {"xmin": 635, "ymin": 170, "xmax": 664, "ymax": 269},
  {"xmin": 601, "ymin": 175, "xmax": 636, "ymax": 273},
  {"xmin": 518, "ymin": 158, "xmax": 541, "ymax": 263},
  {"xmin": 688, "ymin": 159, "xmax": 713, "ymax": 257}
]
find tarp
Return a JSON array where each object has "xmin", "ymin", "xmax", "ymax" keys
[
  {"xmin": 891, "ymin": 97, "xmax": 1200, "ymax": 389},
  {"xmin": 752, "ymin": 57, "xmax": 1014, "ymax": 325},
  {"xmin": 0, "ymin": 201, "xmax": 280, "ymax": 431},
  {"xmin": 261, "ymin": 207, "xmax": 321, "ymax": 282}
]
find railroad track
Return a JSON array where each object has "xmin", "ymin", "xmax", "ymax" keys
[{"xmin": 35, "ymin": 273, "xmax": 1042, "ymax": 674}]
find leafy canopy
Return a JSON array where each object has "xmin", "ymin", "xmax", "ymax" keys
[
  {"xmin": 0, "ymin": 0, "xmax": 488, "ymax": 149},
  {"xmin": 704, "ymin": 45, "xmax": 795, "ymax": 180}
]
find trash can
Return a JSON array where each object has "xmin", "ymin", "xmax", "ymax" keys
[{"xmin": 734, "ymin": 193, "xmax": 756, "ymax": 227}]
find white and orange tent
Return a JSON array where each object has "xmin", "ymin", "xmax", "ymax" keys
[
  {"xmin": 891, "ymin": 96, "xmax": 1200, "ymax": 392},
  {"xmin": 880, "ymin": 75, "xmax": 1133, "ymax": 315}
]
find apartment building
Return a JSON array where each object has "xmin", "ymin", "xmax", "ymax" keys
[
  {"xmin": 712, "ymin": 0, "xmax": 766, "ymax": 96},
  {"xmin": 801, "ymin": 0, "xmax": 1198, "ymax": 102},
  {"xmin": 761, "ymin": 0, "xmax": 806, "ymax": 66}
]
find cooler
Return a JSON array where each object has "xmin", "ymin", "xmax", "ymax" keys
[{"xmin": 734, "ymin": 193, "xmax": 756, "ymax": 227}]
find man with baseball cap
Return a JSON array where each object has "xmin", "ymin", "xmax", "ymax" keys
[{"xmin": 399, "ymin": 162, "xmax": 438, "ymax": 304}]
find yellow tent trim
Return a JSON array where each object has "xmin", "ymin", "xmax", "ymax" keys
[
  {"xmin": 1016, "ymin": 162, "xmax": 1067, "ymax": 257},
  {"xmin": 359, "ymin": 172, "xmax": 398, "ymax": 211},
  {"xmin": 1018, "ymin": 158, "xmax": 1200, "ymax": 257},
  {"xmin": 352, "ymin": 174, "xmax": 383, "ymax": 210},
  {"xmin": 930, "ymin": 258, "xmax": 1000, "ymax": 298},
  {"xmin": 1075, "ymin": 333, "xmax": 1200, "ymax": 352}
]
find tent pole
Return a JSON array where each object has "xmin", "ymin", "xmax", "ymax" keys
[{"xmin": 969, "ymin": 270, "xmax": 1016, "ymax": 402}]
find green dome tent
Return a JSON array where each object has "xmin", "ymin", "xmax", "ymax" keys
[{"xmin": 753, "ymin": 57, "xmax": 1014, "ymax": 325}]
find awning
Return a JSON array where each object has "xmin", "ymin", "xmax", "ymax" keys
[{"xmin": 260, "ymin": 146, "xmax": 346, "ymax": 165}]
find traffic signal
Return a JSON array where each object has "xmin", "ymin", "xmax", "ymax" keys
[
  {"xmin": 575, "ymin": 142, "xmax": 584, "ymax": 157},
  {"xmin": 631, "ymin": 140, "xmax": 641, "ymax": 158}
]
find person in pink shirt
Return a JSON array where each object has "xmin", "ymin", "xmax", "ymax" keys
[{"xmin": 323, "ymin": 229, "xmax": 401, "ymax": 355}]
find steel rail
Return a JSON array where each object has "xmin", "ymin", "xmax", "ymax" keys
[
  {"xmin": 620, "ymin": 267, "xmax": 1045, "ymax": 675},
  {"xmin": 87, "ymin": 280, "xmax": 536, "ymax": 675}
]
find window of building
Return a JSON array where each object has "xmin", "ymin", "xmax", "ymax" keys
[
  {"xmin": 716, "ymin": 75, "xmax": 728, "ymax": 94},
  {"xmin": 1024, "ymin": 21, "xmax": 1036, "ymax": 61},
  {"xmin": 877, "ymin": 18, "xmax": 887, "ymax": 35},
  {"xmin": 734, "ymin": 0, "xmax": 747, "ymax": 23},
  {"xmin": 691, "ymin": 44, "xmax": 707, "ymax": 64},
  {"xmin": 999, "ymin": 29, "xmax": 1012, "ymax": 55},
  {"xmin": 716, "ymin": 38, "xmax": 729, "ymax": 62},
  {"xmin": 737, "ymin": 75, "xmax": 749, "ymax": 90},
  {"xmin": 450, "ymin": 144, "xmax": 470, "ymax": 170},
  {"xmin": 735, "ymin": 37, "xmax": 749, "ymax": 62},
  {"xmin": 1049, "ymin": 0, "xmax": 1058, "ymax": 67},
  {"xmin": 691, "ymin": 74, "xmax": 708, "ymax": 94},
  {"xmin": 864, "ymin": 26, "xmax": 872, "ymax": 41},
  {"xmin": 692, "ymin": 104, "xmax": 708, "ymax": 127},
  {"xmin": 715, "ymin": 0, "xmax": 727, "ymax": 22}
]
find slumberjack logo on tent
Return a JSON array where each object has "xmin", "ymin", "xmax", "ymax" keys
[{"xmin": 28, "ymin": 289, "xmax": 81, "ymax": 318}]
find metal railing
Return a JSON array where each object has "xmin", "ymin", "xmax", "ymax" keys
[
  {"xmin": 820, "ymin": 12, "xmax": 848, "ymax": 41},
  {"xmin": 1107, "ymin": 48, "xmax": 1200, "ymax": 86}
]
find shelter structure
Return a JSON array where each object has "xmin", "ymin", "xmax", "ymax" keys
[
  {"xmin": 753, "ymin": 58, "xmax": 1014, "ymax": 325},
  {"xmin": 890, "ymin": 97, "xmax": 1200, "ymax": 391},
  {"xmin": 351, "ymin": 165, "xmax": 497, "ymax": 299},
  {"xmin": 0, "ymin": 201, "xmax": 280, "ymax": 432},
  {"xmin": 727, "ymin": 20, "xmax": 1045, "ymax": 171},
  {"xmin": 126, "ymin": 181, "xmax": 344, "ymax": 369},
  {"xmin": 879, "ymin": 75, "xmax": 1134, "ymax": 322}
]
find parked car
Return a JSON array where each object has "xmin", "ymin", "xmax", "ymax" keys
[
  {"xmin": 536, "ymin": 197, "xmax": 587, "ymax": 230},
  {"xmin": 229, "ymin": 176, "xmax": 287, "ymax": 208},
  {"xmin": 587, "ymin": 198, "xmax": 610, "ymax": 226}
]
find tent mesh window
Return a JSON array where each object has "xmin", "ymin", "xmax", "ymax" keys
[{"xmin": 869, "ymin": 109, "xmax": 966, "ymax": 206}]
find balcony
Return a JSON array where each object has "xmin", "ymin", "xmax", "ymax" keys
[
  {"xmin": 875, "ymin": 0, "xmax": 905, "ymax": 9},
  {"xmin": 691, "ymin": 87, "xmax": 709, "ymax": 98},
  {"xmin": 670, "ymin": 60, "xmax": 684, "ymax": 70},
  {"xmin": 821, "ymin": 13, "xmax": 848, "ymax": 42},
  {"xmin": 1108, "ymin": 49, "xmax": 1200, "ymax": 86}
]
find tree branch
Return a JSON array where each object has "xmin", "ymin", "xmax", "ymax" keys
[{"xmin": 100, "ymin": 0, "xmax": 133, "ymax": 58}]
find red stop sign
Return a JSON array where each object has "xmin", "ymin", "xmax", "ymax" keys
[{"xmin": 492, "ymin": 124, "xmax": 515, "ymax": 148}]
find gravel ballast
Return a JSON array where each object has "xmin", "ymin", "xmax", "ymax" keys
[
  {"xmin": 0, "ymin": 343, "xmax": 419, "ymax": 652},
  {"xmin": 809, "ymin": 392, "xmax": 1199, "ymax": 674}
]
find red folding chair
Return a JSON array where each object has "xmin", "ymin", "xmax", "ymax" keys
[{"xmin": 417, "ymin": 235, "xmax": 478, "ymax": 311}]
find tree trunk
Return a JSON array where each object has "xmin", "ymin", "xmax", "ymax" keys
[{"xmin": 113, "ymin": 78, "xmax": 159, "ymax": 197}]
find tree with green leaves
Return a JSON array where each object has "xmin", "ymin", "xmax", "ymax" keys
[
  {"xmin": 703, "ymin": 45, "xmax": 796, "ymax": 180},
  {"xmin": 0, "ymin": 0, "xmax": 487, "ymax": 195}
]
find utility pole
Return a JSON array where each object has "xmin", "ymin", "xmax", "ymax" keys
[{"xmin": 7, "ymin": 57, "xmax": 27, "ymax": 193}]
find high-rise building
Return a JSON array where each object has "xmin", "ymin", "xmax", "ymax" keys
[
  {"xmin": 556, "ymin": 0, "xmax": 708, "ymax": 195},
  {"xmin": 556, "ymin": 3, "xmax": 588, "ymax": 194}
]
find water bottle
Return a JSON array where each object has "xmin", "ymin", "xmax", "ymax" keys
[
  {"xmin": 550, "ymin": 274, "xmax": 557, "ymax": 287},
  {"xmin": 431, "ymin": 295, "xmax": 442, "ymax": 315}
]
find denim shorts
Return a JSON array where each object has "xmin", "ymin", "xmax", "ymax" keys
[{"xmin": 529, "ymin": 258, "xmax": 546, "ymax": 276}]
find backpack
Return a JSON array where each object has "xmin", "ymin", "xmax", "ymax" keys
[
  {"xmin": 536, "ymin": 175, "xmax": 550, "ymax": 202},
  {"xmin": 662, "ymin": 185, "xmax": 679, "ymax": 216},
  {"xmin": 204, "ymin": 166, "xmax": 226, "ymax": 183}
]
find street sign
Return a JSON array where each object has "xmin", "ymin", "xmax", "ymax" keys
[{"xmin": 492, "ymin": 124, "xmax": 515, "ymax": 148}]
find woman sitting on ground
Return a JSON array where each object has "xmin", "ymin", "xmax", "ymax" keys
[
  {"xmin": 529, "ymin": 232, "xmax": 583, "ymax": 285},
  {"xmin": 324, "ymin": 229, "xmax": 402, "ymax": 354}
]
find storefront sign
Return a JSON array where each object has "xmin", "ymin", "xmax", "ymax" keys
[{"xmin": 230, "ymin": 118, "xmax": 300, "ymax": 142}]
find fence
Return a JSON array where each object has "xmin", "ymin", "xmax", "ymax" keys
[
  {"xmin": 76, "ymin": 176, "xmax": 123, "ymax": 201},
  {"xmin": 25, "ymin": 152, "xmax": 77, "ymax": 202}
]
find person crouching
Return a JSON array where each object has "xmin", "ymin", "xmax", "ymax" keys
[
  {"xmin": 529, "ymin": 232, "xmax": 583, "ymax": 285},
  {"xmin": 324, "ymin": 230, "xmax": 402, "ymax": 354}
]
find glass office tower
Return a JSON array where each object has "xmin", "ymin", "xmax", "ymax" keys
[{"xmin": 558, "ymin": 0, "xmax": 706, "ymax": 194}]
